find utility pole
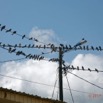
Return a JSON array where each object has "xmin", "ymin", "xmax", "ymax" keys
[
  {"xmin": 58, "ymin": 38, "xmax": 87, "ymax": 102},
  {"xmin": 59, "ymin": 47, "xmax": 63, "ymax": 101}
]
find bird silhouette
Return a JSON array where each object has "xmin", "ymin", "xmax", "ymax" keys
[
  {"xmin": 31, "ymin": 44, "xmax": 35, "ymax": 48},
  {"xmin": 88, "ymin": 68, "xmax": 91, "ymax": 72},
  {"xmin": 65, "ymin": 45, "xmax": 69, "ymax": 49},
  {"xmin": 14, "ymin": 44, "xmax": 17, "ymax": 48},
  {"xmin": 22, "ymin": 35, "xmax": 25, "ymax": 39},
  {"xmin": 77, "ymin": 66, "xmax": 79, "ymax": 70},
  {"xmin": 29, "ymin": 37, "xmax": 33, "ymax": 40},
  {"xmin": 12, "ymin": 31, "xmax": 16, "ymax": 35},
  {"xmin": 83, "ymin": 46, "xmax": 86, "ymax": 50},
  {"xmin": 86, "ymin": 45, "xmax": 89, "ymax": 50},
  {"xmin": 82, "ymin": 66, "xmax": 85, "ymax": 70},
  {"xmin": 6, "ymin": 29, "xmax": 12, "ymax": 33},
  {"xmin": 72, "ymin": 65, "xmax": 75, "ymax": 70},
  {"xmin": 8, "ymin": 47, "xmax": 12, "ymax": 53},
  {"xmin": 79, "ymin": 46, "xmax": 82, "ymax": 50},
  {"xmin": 69, "ymin": 45, "xmax": 72, "ymax": 49},
  {"xmin": 91, "ymin": 46, "xmax": 94, "ymax": 50},
  {"xmin": 95, "ymin": 68, "xmax": 99, "ymax": 73},
  {"xmin": 1, "ymin": 25, "xmax": 6, "ymax": 31},
  {"xmin": 34, "ymin": 38, "xmax": 38, "ymax": 42},
  {"xmin": 99, "ymin": 46, "xmax": 102, "ymax": 51},
  {"xmin": 96, "ymin": 47, "xmax": 99, "ymax": 51},
  {"xmin": 11, "ymin": 49, "xmax": 16, "ymax": 53},
  {"xmin": 28, "ymin": 44, "xmax": 31, "ymax": 48}
]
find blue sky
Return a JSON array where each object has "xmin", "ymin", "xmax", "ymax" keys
[
  {"xmin": 0, "ymin": 0, "xmax": 103, "ymax": 103},
  {"xmin": 0, "ymin": 0, "xmax": 103, "ymax": 61}
]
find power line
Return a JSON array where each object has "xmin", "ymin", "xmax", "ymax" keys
[
  {"xmin": 0, "ymin": 46, "xmax": 45, "ymax": 61},
  {"xmin": 63, "ymin": 65, "xmax": 103, "ymax": 73},
  {"xmin": 68, "ymin": 71, "xmax": 103, "ymax": 90},
  {"xmin": 0, "ymin": 73, "xmax": 94, "ymax": 95},
  {"xmin": 66, "ymin": 75, "xmax": 74, "ymax": 103},
  {"xmin": 0, "ymin": 25, "xmax": 49, "ymax": 45},
  {"xmin": 0, "ymin": 58, "xmax": 26, "ymax": 63},
  {"xmin": 51, "ymin": 70, "xmax": 58, "ymax": 99}
]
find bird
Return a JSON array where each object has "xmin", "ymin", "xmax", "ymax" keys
[
  {"xmin": 99, "ymin": 46, "xmax": 102, "ymax": 51},
  {"xmin": 88, "ymin": 68, "xmax": 91, "ymax": 72},
  {"xmin": 72, "ymin": 65, "xmax": 75, "ymax": 70},
  {"xmin": 79, "ymin": 46, "xmax": 82, "ymax": 50},
  {"xmin": 14, "ymin": 44, "xmax": 17, "ymax": 48},
  {"xmin": 22, "ymin": 35, "xmax": 25, "ymax": 39},
  {"xmin": 82, "ymin": 66, "xmax": 85, "ymax": 70},
  {"xmin": 91, "ymin": 46, "xmax": 94, "ymax": 50},
  {"xmin": 77, "ymin": 66, "xmax": 79, "ymax": 70},
  {"xmin": 34, "ymin": 38, "xmax": 38, "ymax": 42},
  {"xmin": 69, "ymin": 45, "xmax": 72, "ymax": 49},
  {"xmin": 19, "ymin": 43, "xmax": 21, "ymax": 47},
  {"xmin": 28, "ymin": 44, "xmax": 31, "ymax": 48},
  {"xmin": 65, "ymin": 45, "xmax": 69, "ymax": 49},
  {"xmin": 31, "ymin": 44, "xmax": 35, "ymax": 48},
  {"xmin": 1, "ymin": 25, "xmax": 6, "ymax": 31},
  {"xmin": 86, "ymin": 45, "xmax": 89, "ymax": 50},
  {"xmin": 83, "ymin": 46, "xmax": 86, "ymax": 50},
  {"xmin": 29, "ymin": 37, "xmax": 33, "ymax": 40},
  {"xmin": 60, "ymin": 44, "xmax": 64, "ymax": 47},
  {"xmin": 95, "ymin": 68, "xmax": 99, "ymax": 73},
  {"xmin": 11, "ymin": 49, "xmax": 16, "ymax": 53},
  {"xmin": 12, "ymin": 31, "xmax": 16, "ymax": 35},
  {"xmin": 42, "ymin": 52, "xmax": 44, "ymax": 54},
  {"xmin": 96, "ymin": 47, "xmax": 99, "ymax": 51},
  {"xmin": 43, "ymin": 45, "xmax": 46, "ymax": 49},
  {"xmin": 8, "ymin": 47, "xmax": 12, "ymax": 53},
  {"xmin": 2, "ymin": 44, "xmax": 6, "ymax": 47},
  {"xmin": 6, "ymin": 29, "xmax": 12, "ymax": 33}
]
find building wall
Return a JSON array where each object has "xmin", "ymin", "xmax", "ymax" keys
[{"xmin": 0, "ymin": 88, "xmax": 64, "ymax": 103}]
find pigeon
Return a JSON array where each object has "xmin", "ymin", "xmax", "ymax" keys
[
  {"xmin": 22, "ymin": 35, "xmax": 25, "ymax": 39},
  {"xmin": 95, "ymin": 68, "xmax": 99, "ymax": 73},
  {"xmin": 91, "ymin": 46, "xmax": 94, "ymax": 50},
  {"xmin": 29, "ymin": 37, "xmax": 33, "ymax": 40},
  {"xmin": 88, "ymin": 68, "xmax": 91, "ymax": 72},
  {"xmin": 6, "ymin": 29, "xmax": 12, "ymax": 33},
  {"xmin": 12, "ymin": 31, "xmax": 16, "ymax": 35},
  {"xmin": 1, "ymin": 25, "xmax": 6, "ymax": 31},
  {"xmin": 77, "ymin": 66, "xmax": 79, "ymax": 70},
  {"xmin": 82, "ymin": 66, "xmax": 85, "ymax": 70},
  {"xmin": 99, "ymin": 46, "xmax": 102, "ymax": 51},
  {"xmin": 11, "ymin": 49, "xmax": 16, "ymax": 53}
]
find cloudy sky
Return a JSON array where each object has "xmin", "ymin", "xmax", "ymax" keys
[{"xmin": 0, "ymin": 0, "xmax": 103, "ymax": 103}]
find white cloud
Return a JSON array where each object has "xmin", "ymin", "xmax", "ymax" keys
[
  {"xmin": 0, "ymin": 53, "xmax": 103, "ymax": 103},
  {"xmin": 29, "ymin": 27, "xmax": 59, "ymax": 45},
  {"xmin": 63, "ymin": 54, "xmax": 103, "ymax": 103},
  {"xmin": 0, "ymin": 60, "xmax": 58, "ymax": 98}
]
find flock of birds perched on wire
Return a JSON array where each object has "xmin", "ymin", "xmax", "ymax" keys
[
  {"xmin": 63, "ymin": 65, "xmax": 103, "ymax": 75},
  {"xmin": 0, "ymin": 24, "xmax": 103, "ymax": 73}
]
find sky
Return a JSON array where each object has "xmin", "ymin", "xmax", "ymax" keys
[{"xmin": 0, "ymin": 0, "xmax": 103, "ymax": 103}]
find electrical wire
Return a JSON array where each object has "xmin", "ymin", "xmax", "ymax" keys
[
  {"xmin": 0, "ymin": 73, "xmax": 100, "ymax": 95},
  {"xmin": 51, "ymin": 70, "xmax": 58, "ymax": 99},
  {"xmin": 0, "ymin": 58, "xmax": 26, "ymax": 63},
  {"xmin": 68, "ymin": 71, "xmax": 103, "ymax": 90},
  {"xmin": 63, "ymin": 65, "xmax": 103, "ymax": 73},
  {"xmin": 0, "ymin": 46, "xmax": 45, "ymax": 61},
  {"xmin": 66, "ymin": 75, "xmax": 74, "ymax": 103},
  {"xmin": 0, "ymin": 26, "xmax": 48, "ymax": 45}
]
